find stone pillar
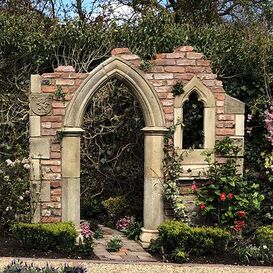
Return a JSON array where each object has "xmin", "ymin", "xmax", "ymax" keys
[
  {"xmin": 61, "ymin": 127, "xmax": 84, "ymax": 229},
  {"xmin": 139, "ymin": 127, "xmax": 168, "ymax": 248}
]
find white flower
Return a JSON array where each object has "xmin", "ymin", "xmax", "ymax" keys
[
  {"xmin": 5, "ymin": 206, "xmax": 12, "ymax": 211},
  {"xmin": 263, "ymin": 245, "xmax": 268, "ymax": 249},
  {"xmin": 19, "ymin": 196, "xmax": 24, "ymax": 200},
  {"xmin": 5, "ymin": 159, "xmax": 13, "ymax": 166},
  {"xmin": 23, "ymin": 164, "xmax": 31, "ymax": 170},
  {"xmin": 21, "ymin": 158, "xmax": 29, "ymax": 164}
]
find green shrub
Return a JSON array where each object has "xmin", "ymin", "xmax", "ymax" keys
[
  {"xmin": 157, "ymin": 220, "xmax": 231, "ymax": 256},
  {"xmin": 12, "ymin": 222, "xmax": 78, "ymax": 253},
  {"xmin": 102, "ymin": 196, "xmax": 127, "ymax": 217},
  {"xmin": 170, "ymin": 247, "xmax": 189, "ymax": 263},
  {"xmin": 256, "ymin": 225, "xmax": 273, "ymax": 250}
]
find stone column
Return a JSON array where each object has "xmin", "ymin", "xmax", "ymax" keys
[
  {"xmin": 61, "ymin": 127, "xmax": 84, "ymax": 229},
  {"xmin": 139, "ymin": 126, "xmax": 168, "ymax": 248}
]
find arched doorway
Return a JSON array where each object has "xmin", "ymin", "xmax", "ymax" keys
[{"xmin": 61, "ymin": 57, "xmax": 167, "ymax": 245}]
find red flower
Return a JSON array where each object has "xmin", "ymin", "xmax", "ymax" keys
[
  {"xmin": 228, "ymin": 193, "xmax": 234, "ymax": 199},
  {"xmin": 237, "ymin": 211, "xmax": 246, "ymax": 218},
  {"xmin": 220, "ymin": 192, "xmax": 226, "ymax": 201},
  {"xmin": 191, "ymin": 184, "xmax": 197, "ymax": 191},
  {"xmin": 199, "ymin": 203, "xmax": 206, "ymax": 210},
  {"xmin": 233, "ymin": 220, "xmax": 245, "ymax": 232}
]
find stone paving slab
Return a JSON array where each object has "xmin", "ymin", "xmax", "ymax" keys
[
  {"xmin": 93, "ymin": 226, "xmax": 157, "ymax": 262},
  {"xmin": 0, "ymin": 258, "xmax": 273, "ymax": 273}
]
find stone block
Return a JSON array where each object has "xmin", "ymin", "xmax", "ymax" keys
[
  {"xmin": 225, "ymin": 95, "xmax": 245, "ymax": 114},
  {"xmin": 31, "ymin": 75, "xmax": 41, "ymax": 93},
  {"xmin": 235, "ymin": 114, "xmax": 245, "ymax": 136},
  {"xmin": 29, "ymin": 116, "xmax": 41, "ymax": 137},
  {"xmin": 30, "ymin": 138, "xmax": 50, "ymax": 159},
  {"xmin": 30, "ymin": 159, "xmax": 41, "ymax": 180}
]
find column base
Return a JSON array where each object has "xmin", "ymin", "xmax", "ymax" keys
[{"xmin": 139, "ymin": 228, "xmax": 159, "ymax": 248}]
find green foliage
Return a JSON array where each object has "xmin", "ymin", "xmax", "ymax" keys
[
  {"xmin": 12, "ymin": 222, "xmax": 77, "ymax": 253},
  {"xmin": 2, "ymin": 260, "xmax": 87, "ymax": 273},
  {"xmin": 54, "ymin": 85, "xmax": 65, "ymax": 103},
  {"xmin": 235, "ymin": 244, "xmax": 270, "ymax": 264},
  {"xmin": 195, "ymin": 137, "xmax": 264, "ymax": 230},
  {"xmin": 256, "ymin": 225, "xmax": 273, "ymax": 251},
  {"xmin": 106, "ymin": 236, "xmax": 123, "ymax": 252},
  {"xmin": 139, "ymin": 59, "xmax": 154, "ymax": 71},
  {"xmin": 157, "ymin": 220, "xmax": 231, "ymax": 257},
  {"xmin": 163, "ymin": 126, "xmax": 188, "ymax": 220},
  {"xmin": 102, "ymin": 196, "xmax": 128, "ymax": 218},
  {"xmin": 93, "ymin": 226, "xmax": 104, "ymax": 239},
  {"xmin": 124, "ymin": 219, "xmax": 142, "ymax": 241},
  {"xmin": 172, "ymin": 81, "xmax": 184, "ymax": 96},
  {"xmin": 81, "ymin": 197, "xmax": 104, "ymax": 220},
  {"xmin": 170, "ymin": 247, "xmax": 189, "ymax": 263},
  {"xmin": 0, "ymin": 159, "xmax": 31, "ymax": 231}
]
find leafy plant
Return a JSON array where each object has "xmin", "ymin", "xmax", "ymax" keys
[
  {"xmin": 102, "ymin": 196, "xmax": 128, "ymax": 219},
  {"xmin": 54, "ymin": 85, "xmax": 65, "ymax": 103},
  {"xmin": 170, "ymin": 247, "xmax": 189, "ymax": 263},
  {"xmin": 93, "ymin": 226, "xmax": 104, "ymax": 239},
  {"xmin": 139, "ymin": 59, "xmax": 154, "ymax": 71},
  {"xmin": 195, "ymin": 137, "xmax": 265, "ymax": 231},
  {"xmin": 106, "ymin": 236, "xmax": 123, "ymax": 252},
  {"xmin": 78, "ymin": 222, "xmax": 94, "ymax": 256},
  {"xmin": 124, "ymin": 219, "xmax": 142, "ymax": 241},
  {"xmin": 12, "ymin": 222, "xmax": 78, "ymax": 253},
  {"xmin": 172, "ymin": 82, "xmax": 184, "ymax": 96}
]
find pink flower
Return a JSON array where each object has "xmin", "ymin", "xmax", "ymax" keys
[
  {"xmin": 228, "ymin": 193, "xmax": 234, "ymax": 199},
  {"xmin": 199, "ymin": 203, "xmax": 206, "ymax": 210},
  {"xmin": 116, "ymin": 216, "xmax": 131, "ymax": 231},
  {"xmin": 191, "ymin": 184, "xmax": 197, "ymax": 191},
  {"xmin": 220, "ymin": 192, "xmax": 226, "ymax": 201},
  {"xmin": 80, "ymin": 222, "xmax": 93, "ymax": 238}
]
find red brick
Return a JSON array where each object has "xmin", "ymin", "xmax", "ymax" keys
[
  {"xmin": 174, "ymin": 73, "xmax": 194, "ymax": 80},
  {"xmin": 56, "ymin": 79, "xmax": 75, "ymax": 86},
  {"xmin": 163, "ymin": 107, "xmax": 174, "ymax": 114},
  {"xmin": 129, "ymin": 60, "xmax": 141, "ymax": 67},
  {"xmin": 42, "ymin": 122, "xmax": 51, "ymax": 129},
  {"xmin": 155, "ymin": 53, "xmax": 166, "ymax": 59},
  {"xmin": 186, "ymin": 52, "xmax": 204, "ymax": 59},
  {"xmin": 61, "ymin": 73, "xmax": 88, "ymax": 79},
  {"xmin": 42, "ymin": 202, "xmax": 61, "ymax": 209},
  {"xmin": 215, "ymin": 93, "xmax": 225, "ymax": 100},
  {"xmin": 42, "ymin": 86, "xmax": 56, "ymax": 93},
  {"xmin": 216, "ymin": 107, "xmax": 224, "ymax": 114},
  {"xmin": 165, "ymin": 113, "xmax": 174, "ymax": 122},
  {"xmin": 217, "ymin": 121, "xmax": 235, "ymax": 128},
  {"xmin": 52, "ymin": 209, "xmax": 62, "ymax": 216},
  {"xmin": 155, "ymin": 86, "xmax": 172, "ymax": 93},
  {"xmin": 111, "ymin": 48, "xmax": 131, "ymax": 55},
  {"xmin": 218, "ymin": 114, "xmax": 234, "ymax": 121},
  {"xmin": 51, "ymin": 144, "xmax": 61, "ymax": 152},
  {"xmin": 197, "ymin": 74, "xmax": 217, "ymax": 80},
  {"xmin": 120, "ymin": 54, "xmax": 140, "ymax": 61},
  {"xmin": 145, "ymin": 73, "xmax": 154, "ymax": 80},
  {"xmin": 53, "ymin": 108, "xmax": 65, "ymax": 115},
  {"xmin": 43, "ymin": 173, "xmax": 61, "ymax": 180},
  {"xmin": 216, "ymin": 100, "xmax": 224, "ymax": 107},
  {"xmin": 165, "ymin": 52, "xmax": 185, "ymax": 59},
  {"xmin": 51, "ymin": 152, "xmax": 61, "ymax": 159},
  {"xmin": 41, "ymin": 160, "xmax": 61, "ymax": 166},
  {"xmin": 149, "ymin": 80, "xmax": 166, "ymax": 87},
  {"xmin": 152, "ymin": 59, "xmax": 176, "ymax": 66},
  {"xmin": 174, "ymin": 46, "xmax": 194, "ymax": 52},
  {"xmin": 215, "ymin": 80, "xmax": 223, "ymax": 87},
  {"xmin": 197, "ymin": 60, "xmax": 211, "ymax": 66},
  {"xmin": 52, "ymin": 122, "xmax": 62, "ymax": 129},
  {"xmin": 216, "ymin": 128, "xmax": 235, "ymax": 135},
  {"xmin": 50, "ymin": 166, "xmax": 61, "ymax": 173},
  {"xmin": 154, "ymin": 73, "xmax": 174, "ymax": 80},
  {"xmin": 161, "ymin": 99, "xmax": 173, "ymax": 106},
  {"xmin": 42, "ymin": 73, "xmax": 61, "ymax": 78},
  {"xmin": 54, "ymin": 66, "xmax": 75, "ymax": 72},
  {"xmin": 165, "ymin": 66, "xmax": 185, "ymax": 73},
  {"xmin": 41, "ymin": 116, "xmax": 63, "ymax": 122},
  {"xmin": 42, "ymin": 128, "xmax": 56, "ymax": 136},
  {"xmin": 150, "ymin": 66, "xmax": 164, "ymax": 73},
  {"xmin": 41, "ymin": 217, "xmax": 61, "ymax": 223},
  {"xmin": 51, "ymin": 188, "xmax": 62, "ymax": 195},
  {"xmin": 185, "ymin": 66, "xmax": 205, "ymax": 73},
  {"xmin": 52, "ymin": 101, "xmax": 66, "ymax": 108},
  {"xmin": 203, "ymin": 80, "xmax": 215, "ymax": 87},
  {"xmin": 51, "ymin": 196, "xmax": 61, "ymax": 202},
  {"xmin": 176, "ymin": 59, "xmax": 196, "ymax": 66},
  {"xmin": 51, "ymin": 181, "xmax": 62, "ymax": 188}
]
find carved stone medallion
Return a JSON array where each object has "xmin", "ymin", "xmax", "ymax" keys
[{"xmin": 30, "ymin": 94, "xmax": 53, "ymax": 116}]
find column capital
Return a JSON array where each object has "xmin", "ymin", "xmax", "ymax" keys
[
  {"xmin": 142, "ymin": 126, "xmax": 168, "ymax": 136},
  {"xmin": 58, "ymin": 127, "xmax": 85, "ymax": 137}
]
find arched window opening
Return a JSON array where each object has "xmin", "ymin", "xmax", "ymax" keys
[{"xmin": 182, "ymin": 91, "xmax": 204, "ymax": 149}]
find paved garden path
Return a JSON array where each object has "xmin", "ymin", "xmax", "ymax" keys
[{"xmin": 93, "ymin": 226, "xmax": 157, "ymax": 262}]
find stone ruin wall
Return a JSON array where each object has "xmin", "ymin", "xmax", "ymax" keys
[{"xmin": 29, "ymin": 46, "xmax": 245, "ymax": 223}]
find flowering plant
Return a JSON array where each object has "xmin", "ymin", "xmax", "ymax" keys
[
  {"xmin": 116, "ymin": 216, "xmax": 131, "ymax": 231},
  {"xmin": 79, "ymin": 221, "xmax": 94, "ymax": 255},
  {"xmin": 195, "ymin": 137, "xmax": 264, "ymax": 232},
  {"xmin": 0, "ymin": 158, "xmax": 31, "ymax": 231}
]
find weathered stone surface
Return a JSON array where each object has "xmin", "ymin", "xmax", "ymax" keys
[
  {"xmin": 29, "ymin": 116, "xmax": 41, "ymax": 137},
  {"xmin": 30, "ymin": 93, "xmax": 53, "ymax": 116},
  {"xmin": 30, "ymin": 138, "xmax": 50, "ymax": 159},
  {"xmin": 225, "ymin": 95, "xmax": 245, "ymax": 114}
]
